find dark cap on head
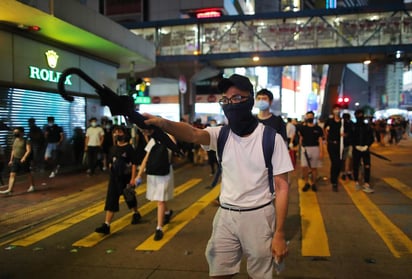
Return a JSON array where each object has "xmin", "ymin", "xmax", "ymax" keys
[
  {"xmin": 332, "ymin": 103, "xmax": 341, "ymax": 109},
  {"xmin": 218, "ymin": 74, "xmax": 254, "ymax": 96},
  {"xmin": 47, "ymin": 116, "xmax": 54, "ymax": 122}
]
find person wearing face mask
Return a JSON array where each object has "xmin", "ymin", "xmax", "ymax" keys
[
  {"xmin": 255, "ymin": 89, "xmax": 287, "ymax": 142},
  {"xmin": 95, "ymin": 125, "xmax": 141, "ymax": 235},
  {"xmin": 0, "ymin": 127, "xmax": 35, "ymax": 194},
  {"xmin": 298, "ymin": 111, "xmax": 324, "ymax": 192},
  {"xmin": 101, "ymin": 120, "xmax": 114, "ymax": 171},
  {"xmin": 323, "ymin": 104, "xmax": 344, "ymax": 192},
  {"xmin": 44, "ymin": 116, "xmax": 64, "ymax": 178},
  {"xmin": 84, "ymin": 117, "xmax": 105, "ymax": 176},
  {"xmin": 352, "ymin": 109, "xmax": 375, "ymax": 193},
  {"xmin": 141, "ymin": 74, "xmax": 293, "ymax": 279},
  {"xmin": 134, "ymin": 128, "xmax": 175, "ymax": 241}
]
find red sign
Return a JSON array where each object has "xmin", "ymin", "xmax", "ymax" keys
[
  {"xmin": 207, "ymin": 95, "xmax": 217, "ymax": 102},
  {"xmin": 152, "ymin": 96, "xmax": 161, "ymax": 104}
]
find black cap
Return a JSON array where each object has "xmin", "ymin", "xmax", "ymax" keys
[{"xmin": 218, "ymin": 74, "xmax": 254, "ymax": 96}]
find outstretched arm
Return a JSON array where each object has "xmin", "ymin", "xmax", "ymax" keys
[{"xmin": 143, "ymin": 113, "xmax": 210, "ymax": 145}]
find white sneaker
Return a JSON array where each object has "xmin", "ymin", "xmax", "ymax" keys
[
  {"xmin": 362, "ymin": 183, "xmax": 374, "ymax": 193},
  {"xmin": 49, "ymin": 171, "xmax": 55, "ymax": 178},
  {"xmin": 27, "ymin": 185, "xmax": 35, "ymax": 192},
  {"xmin": 355, "ymin": 182, "xmax": 362, "ymax": 191},
  {"xmin": 0, "ymin": 189, "xmax": 12, "ymax": 194}
]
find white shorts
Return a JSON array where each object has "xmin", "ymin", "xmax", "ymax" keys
[
  {"xmin": 300, "ymin": 146, "xmax": 322, "ymax": 168},
  {"xmin": 205, "ymin": 204, "xmax": 275, "ymax": 278},
  {"xmin": 146, "ymin": 166, "xmax": 174, "ymax": 201}
]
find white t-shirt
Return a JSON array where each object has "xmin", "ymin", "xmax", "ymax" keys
[
  {"xmin": 202, "ymin": 123, "xmax": 294, "ymax": 208},
  {"xmin": 86, "ymin": 126, "xmax": 104, "ymax": 147}
]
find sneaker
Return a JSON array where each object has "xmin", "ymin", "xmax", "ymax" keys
[
  {"xmin": 311, "ymin": 184, "xmax": 317, "ymax": 192},
  {"xmin": 27, "ymin": 186, "xmax": 35, "ymax": 192},
  {"xmin": 362, "ymin": 183, "xmax": 375, "ymax": 193},
  {"xmin": 164, "ymin": 210, "xmax": 174, "ymax": 225},
  {"xmin": 95, "ymin": 223, "xmax": 110, "ymax": 234},
  {"xmin": 55, "ymin": 165, "xmax": 60, "ymax": 174},
  {"xmin": 302, "ymin": 183, "xmax": 310, "ymax": 192},
  {"xmin": 347, "ymin": 173, "xmax": 354, "ymax": 180},
  {"xmin": 131, "ymin": 212, "xmax": 141, "ymax": 224},
  {"xmin": 341, "ymin": 174, "xmax": 347, "ymax": 180},
  {"xmin": 0, "ymin": 189, "xmax": 12, "ymax": 194},
  {"xmin": 355, "ymin": 182, "xmax": 362, "ymax": 191},
  {"xmin": 49, "ymin": 171, "xmax": 55, "ymax": 178},
  {"xmin": 332, "ymin": 184, "xmax": 338, "ymax": 192},
  {"xmin": 154, "ymin": 229, "xmax": 163, "ymax": 241}
]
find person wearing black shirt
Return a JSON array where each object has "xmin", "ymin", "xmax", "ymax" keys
[
  {"xmin": 324, "ymin": 104, "xmax": 343, "ymax": 192},
  {"xmin": 255, "ymin": 89, "xmax": 287, "ymax": 142},
  {"xmin": 95, "ymin": 126, "xmax": 141, "ymax": 235},
  {"xmin": 298, "ymin": 111, "xmax": 324, "ymax": 192},
  {"xmin": 352, "ymin": 109, "xmax": 375, "ymax": 193},
  {"xmin": 44, "ymin": 116, "xmax": 64, "ymax": 178}
]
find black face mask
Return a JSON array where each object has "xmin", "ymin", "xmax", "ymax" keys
[
  {"xmin": 14, "ymin": 133, "xmax": 20, "ymax": 138},
  {"xmin": 116, "ymin": 135, "xmax": 126, "ymax": 142},
  {"xmin": 222, "ymin": 97, "xmax": 258, "ymax": 136},
  {"xmin": 306, "ymin": 118, "xmax": 314, "ymax": 124}
]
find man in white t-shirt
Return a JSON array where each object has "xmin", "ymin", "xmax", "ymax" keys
[
  {"xmin": 143, "ymin": 74, "xmax": 293, "ymax": 279},
  {"xmin": 85, "ymin": 117, "xmax": 104, "ymax": 175}
]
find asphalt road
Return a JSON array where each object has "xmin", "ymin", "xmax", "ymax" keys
[{"xmin": 0, "ymin": 139, "xmax": 412, "ymax": 279}]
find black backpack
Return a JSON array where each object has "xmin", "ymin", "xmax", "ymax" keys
[{"xmin": 146, "ymin": 141, "xmax": 170, "ymax": 176}]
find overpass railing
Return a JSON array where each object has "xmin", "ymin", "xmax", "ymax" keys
[{"xmin": 126, "ymin": 7, "xmax": 412, "ymax": 59}]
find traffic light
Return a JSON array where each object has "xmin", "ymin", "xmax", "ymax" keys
[{"xmin": 338, "ymin": 96, "xmax": 350, "ymax": 109}]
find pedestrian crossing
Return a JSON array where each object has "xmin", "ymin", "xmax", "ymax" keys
[{"xmin": 1, "ymin": 174, "xmax": 412, "ymax": 260}]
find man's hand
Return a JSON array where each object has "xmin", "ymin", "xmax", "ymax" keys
[
  {"xmin": 143, "ymin": 113, "xmax": 166, "ymax": 129},
  {"xmin": 272, "ymin": 232, "xmax": 288, "ymax": 264}
]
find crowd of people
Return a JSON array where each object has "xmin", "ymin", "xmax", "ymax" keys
[{"xmin": 1, "ymin": 72, "xmax": 410, "ymax": 278}]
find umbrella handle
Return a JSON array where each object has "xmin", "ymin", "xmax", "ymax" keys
[{"xmin": 57, "ymin": 68, "xmax": 183, "ymax": 156}]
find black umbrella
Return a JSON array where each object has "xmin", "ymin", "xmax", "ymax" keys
[
  {"xmin": 370, "ymin": 150, "xmax": 391, "ymax": 162},
  {"xmin": 57, "ymin": 67, "xmax": 183, "ymax": 156}
]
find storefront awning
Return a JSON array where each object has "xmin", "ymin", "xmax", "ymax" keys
[{"xmin": 0, "ymin": 0, "xmax": 155, "ymax": 74}]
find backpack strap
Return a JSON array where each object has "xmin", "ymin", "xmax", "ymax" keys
[
  {"xmin": 217, "ymin": 125, "xmax": 230, "ymax": 165},
  {"xmin": 262, "ymin": 125, "xmax": 276, "ymax": 194}
]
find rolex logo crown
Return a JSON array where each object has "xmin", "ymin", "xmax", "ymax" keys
[{"xmin": 45, "ymin": 50, "xmax": 59, "ymax": 69}]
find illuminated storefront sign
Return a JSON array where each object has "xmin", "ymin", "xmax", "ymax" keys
[{"xmin": 28, "ymin": 50, "xmax": 72, "ymax": 85}]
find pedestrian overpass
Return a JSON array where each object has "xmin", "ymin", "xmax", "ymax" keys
[{"xmin": 124, "ymin": 6, "xmax": 412, "ymax": 118}]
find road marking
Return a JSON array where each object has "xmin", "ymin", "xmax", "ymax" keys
[
  {"xmin": 73, "ymin": 178, "xmax": 202, "ymax": 248},
  {"xmin": 298, "ymin": 179, "xmax": 331, "ymax": 257},
  {"xmin": 0, "ymin": 181, "xmax": 108, "ymax": 226},
  {"xmin": 382, "ymin": 177, "xmax": 412, "ymax": 200},
  {"xmin": 342, "ymin": 180, "xmax": 412, "ymax": 257},
  {"xmin": 135, "ymin": 184, "xmax": 220, "ymax": 251},
  {"xmin": 9, "ymin": 184, "xmax": 148, "ymax": 247}
]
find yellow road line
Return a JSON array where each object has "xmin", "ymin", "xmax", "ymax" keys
[
  {"xmin": 342, "ymin": 180, "xmax": 412, "ymax": 257},
  {"xmin": 9, "ymin": 184, "xmax": 147, "ymax": 247},
  {"xmin": 298, "ymin": 179, "xmax": 331, "ymax": 257},
  {"xmin": 73, "ymin": 178, "xmax": 202, "ymax": 248},
  {"xmin": 135, "ymin": 184, "xmax": 220, "ymax": 251},
  {"xmin": 0, "ymin": 181, "xmax": 108, "ymax": 224},
  {"xmin": 382, "ymin": 177, "xmax": 412, "ymax": 200}
]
